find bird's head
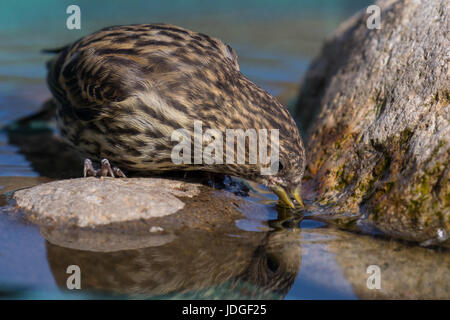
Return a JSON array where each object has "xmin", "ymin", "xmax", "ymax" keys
[
  {"xmin": 210, "ymin": 76, "xmax": 307, "ymax": 210},
  {"xmin": 216, "ymin": 97, "xmax": 306, "ymax": 209},
  {"xmin": 240, "ymin": 86, "xmax": 306, "ymax": 210},
  {"xmin": 260, "ymin": 140, "xmax": 305, "ymax": 209}
]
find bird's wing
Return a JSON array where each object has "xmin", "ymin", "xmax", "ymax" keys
[
  {"xmin": 46, "ymin": 24, "xmax": 241, "ymax": 122},
  {"xmin": 46, "ymin": 45, "xmax": 149, "ymax": 121}
]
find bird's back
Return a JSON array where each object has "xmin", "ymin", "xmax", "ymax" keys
[
  {"xmin": 46, "ymin": 24, "xmax": 244, "ymax": 169},
  {"xmin": 47, "ymin": 24, "xmax": 240, "ymax": 118}
]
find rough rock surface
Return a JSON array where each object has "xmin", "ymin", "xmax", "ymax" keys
[
  {"xmin": 13, "ymin": 177, "xmax": 202, "ymax": 227},
  {"xmin": 295, "ymin": 0, "xmax": 449, "ymax": 245}
]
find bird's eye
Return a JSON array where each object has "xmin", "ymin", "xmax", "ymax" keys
[
  {"xmin": 270, "ymin": 160, "xmax": 284, "ymax": 174},
  {"xmin": 266, "ymin": 255, "xmax": 280, "ymax": 273},
  {"xmin": 278, "ymin": 160, "xmax": 284, "ymax": 171}
]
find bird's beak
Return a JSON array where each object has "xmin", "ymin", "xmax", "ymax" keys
[
  {"xmin": 271, "ymin": 185, "xmax": 304, "ymax": 209},
  {"xmin": 292, "ymin": 184, "xmax": 304, "ymax": 207}
]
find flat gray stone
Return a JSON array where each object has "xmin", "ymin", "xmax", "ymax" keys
[{"xmin": 13, "ymin": 177, "xmax": 201, "ymax": 227}]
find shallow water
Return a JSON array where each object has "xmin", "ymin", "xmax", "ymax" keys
[{"xmin": 1, "ymin": 0, "xmax": 449, "ymax": 299}]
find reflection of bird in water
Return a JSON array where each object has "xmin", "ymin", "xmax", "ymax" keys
[
  {"xmin": 224, "ymin": 230, "xmax": 302, "ymax": 299},
  {"xmin": 44, "ymin": 24, "xmax": 305, "ymax": 208},
  {"xmin": 45, "ymin": 226, "xmax": 302, "ymax": 299}
]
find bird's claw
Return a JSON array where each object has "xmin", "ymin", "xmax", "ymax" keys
[
  {"xmin": 112, "ymin": 166, "xmax": 127, "ymax": 178},
  {"xmin": 83, "ymin": 159, "xmax": 97, "ymax": 177},
  {"xmin": 83, "ymin": 158, "xmax": 127, "ymax": 178}
]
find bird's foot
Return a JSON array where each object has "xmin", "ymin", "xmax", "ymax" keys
[{"xmin": 83, "ymin": 158, "xmax": 126, "ymax": 178}]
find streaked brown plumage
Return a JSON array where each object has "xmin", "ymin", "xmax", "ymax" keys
[{"xmin": 45, "ymin": 23, "xmax": 306, "ymax": 208}]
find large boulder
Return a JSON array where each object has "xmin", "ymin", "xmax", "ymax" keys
[{"xmin": 296, "ymin": 0, "xmax": 449, "ymax": 245}]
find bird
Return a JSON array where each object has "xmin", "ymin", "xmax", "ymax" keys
[{"xmin": 45, "ymin": 23, "xmax": 306, "ymax": 209}]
